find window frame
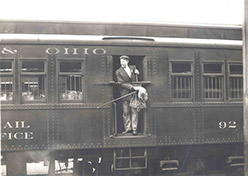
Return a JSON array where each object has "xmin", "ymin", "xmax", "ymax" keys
[
  {"xmin": 202, "ymin": 61, "xmax": 225, "ymax": 101},
  {"xmin": 170, "ymin": 60, "xmax": 194, "ymax": 101},
  {"xmin": 228, "ymin": 62, "xmax": 243, "ymax": 101},
  {"xmin": 0, "ymin": 58, "xmax": 14, "ymax": 103},
  {"xmin": 113, "ymin": 148, "xmax": 147, "ymax": 170},
  {"xmin": 57, "ymin": 58, "xmax": 85, "ymax": 103},
  {"xmin": 20, "ymin": 58, "xmax": 47, "ymax": 103}
]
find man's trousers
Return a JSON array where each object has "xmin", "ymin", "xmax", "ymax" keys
[{"xmin": 122, "ymin": 101, "xmax": 138, "ymax": 131}]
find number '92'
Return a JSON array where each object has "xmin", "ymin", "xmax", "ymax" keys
[{"xmin": 219, "ymin": 121, "xmax": 237, "ymax": 129}]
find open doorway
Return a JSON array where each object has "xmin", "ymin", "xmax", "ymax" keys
[{"xmin": 112, "ymin": 55, "xmax": 146, "ymax": 135}]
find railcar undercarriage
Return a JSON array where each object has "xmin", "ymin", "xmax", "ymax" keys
[{"xmin": 1, "ymin": 143, "xmax": 243, "ymax": 176}]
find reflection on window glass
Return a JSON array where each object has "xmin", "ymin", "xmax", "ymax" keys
[
  {"xmin": 116, "ymin": 159, "xmax": 130, "ymax": 169},
  {"xmin": 229, "ymin": 64, "xmax": 243, "ymax": 99},
  {"xmin": 59, "ymin": 75, "xmax": 82, "ymax": 100},
  {"xmin": 172, "ymin": 63, "xmax": 191, "ymax": 73},
  {"xmin": 171, "ymin": 62, "xmax": 192, "ymax": 99},
  {"xmin": 204, "ymin": 76, "xmax": 223, "ymax": 99},
  {"xmin": 203, "ymin": 63, "xmax": 224, "ymax": 100},
  {"xmin": 204, "ymin": 63, "xmax": 222, "ymax": 73},
  {"xmin": 114, "ymin": 148, "xmax": 146, "ymax": 170},
  {"xmin": 230, "ymin": 77, "xmax": 243, "ymax": 99},
  {"xmin": 115, "ymin": 148, "xmax": 130, "ymax": 157},
  {"xmin": 230, "ymin": 64, "xmax": 242, "ymax": 75},
  {"xmin": 22, "ymin": 61, "xmax": 44, "ymax": 72},
  {"xmin": 60, "ymin": 62, "xmax": 82, "ymax": 72},
  {"xmin": 131, "ymin": 158, "xmax": 145, "ymax": 168},
  {"xmin": 0, "ymin": 77, "xmax": 13, "ymax": 101},
  {"xmin": 0, "ymin": 61, "xmax": 12, "ymax": 72},
  {"xmin": 22, "ymin": 76, "xmax": 45, "ymax": 101}
]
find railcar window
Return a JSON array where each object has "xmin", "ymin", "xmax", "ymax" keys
[
  {"xmin": 0, "ymin": 61, "xmax": 12, "ymax": 72},
  {"xmin": 203, "ymin": 63, "xmax": 224, "ymax": 100},
  {"xmin": 0, "ymin": 60, "xmax": 13, "ymax": 101},
  {"xmin": 21, "ymin": 61, "xmax": 46, "ymax": 101},
  {"xmin": 204, "ymin": 64, "xmax": 222, "ymax": 73},
  {"xmin": 60, "ymin": 62, "xmax": 82, "ymax": 72},
  {"xmin": 114, "ymin": 148, "xmax": 147, "ymax": 170},
  {"xmin": 171, "ymin": 62, "xmax": 193, "ymax": 100},
  {"xmin": 22, "ymin": 61, "xmax": 44, "ymax": 72},
  {"xmin": 229, "ymin": 63, "xmax": 243, "ymax": 100},
  {"xmin": 59, "ymin": 61, "xmax": 83, "ymax": 101}
]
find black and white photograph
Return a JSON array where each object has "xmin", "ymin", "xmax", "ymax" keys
[{"xmin": 0, "ymin": 0, "xmax": 247, "ymax": 175}]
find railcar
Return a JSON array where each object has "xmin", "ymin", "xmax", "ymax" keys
[{"xmin": 0, "ymin": 21, "xmax": 244, "ymax": 176}]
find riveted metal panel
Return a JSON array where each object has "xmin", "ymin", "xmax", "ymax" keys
[
  {"xmin": 155, "ymin": 108, "xmax": 195, "ymax": 145},
  {"xmin": 57, "ymin": 109, "xmax": 104, "ymax": 149},
  {"xmin": 1, "ymin": 110, "xmax": 48, "ymax": 151},
  {"xmin": 203, "ymin": 106, "xmax": 243, "ymax": 143}
]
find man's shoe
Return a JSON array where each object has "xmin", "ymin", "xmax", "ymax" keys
[
  {"xmin": 122, "ymin": 129, "xmax": 131, "ymax": 135},
  {"xmin": 133, "ymin": 130, "xmax": 137, "ymax": 135}
]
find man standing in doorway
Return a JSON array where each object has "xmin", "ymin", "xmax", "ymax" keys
[{"xmin": 115, "ymin": 55, "xmax": 139, "ymax": 135}]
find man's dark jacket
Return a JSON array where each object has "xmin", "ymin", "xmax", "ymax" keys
[{"xmin": 115, "ymin": 65, "xmax": 136, "ymax": 101}]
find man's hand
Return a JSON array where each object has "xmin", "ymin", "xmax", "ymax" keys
[
  {"xmin": 134, "ymin": 69, "xmax": 139, "ymax": 75},
  {"xmin": 133, "ymin": 86, "xmax": 139, "ymax": 90}
]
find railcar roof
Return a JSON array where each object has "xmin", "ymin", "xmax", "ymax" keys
[
  {"xmin": 0, "ymin": 20, "xmax": 242, "ymax": 40},
  {"xmin": 0, "ymin": 34, "xmax": 242, "ymax": 49}
]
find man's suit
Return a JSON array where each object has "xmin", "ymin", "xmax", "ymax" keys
[{"xmin": 115, "ymin": 65, "xmax": 138, "ymax": 132}]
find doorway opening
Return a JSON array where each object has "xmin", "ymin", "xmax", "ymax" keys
[{"xmin": 112, "ymin": 55, "xmax": 146, "ymax": 135}]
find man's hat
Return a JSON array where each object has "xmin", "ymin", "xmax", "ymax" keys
[{"xmin": 120, "ymin": 55, "xmax": 129, "ymax": 61}]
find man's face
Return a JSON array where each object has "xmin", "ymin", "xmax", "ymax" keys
[{"xmin": 120, "ymin": 59, "xmax": 129, "ymax": 68}]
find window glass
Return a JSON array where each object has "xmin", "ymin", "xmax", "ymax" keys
[
  {"xmin": 203, "ymin": 63, "xmax": 224, "ymax": 100},
  {"xmin": 21, "ymin": 60, "xmax": 46, "ymax": 102},
  {"xmin": 204, "ymin": 63, "xmax": 222, "ymax": 73},
  {"xmin": 59, "ymin": 61, "xmax": 83, "ymax": 101},
  {"xmin": 59, "ymin": 75, "xmax": 82, "ymax": 100},
  {"xmin": 60, "ymin": 62, "xmax": 82, "ymax": 72},
  {"xmin": 229, "ymin": 64, "xmax": 243, "ymax": 99},
  {"xmin": 131, "ymin": 158, "xmax": 146, "ymax": 168},
  {"xmin": 22, "ymin": 61, "xmax": 44, "ymax": 72},
  {"xmin": 230, "ymin": 64, "xmax": 242, "ymax": 75},
  {"xmin": 115, "ymin": 148, "xmax": 130, "ymax": 157},
  {"xmin": 171, "ymin": 62, "xmax": 193, "ymax": 100},
  {"xmin": 203, "ymin": 76, "xmax": 223, "ymax": 99},
  {"xmin": 0, "ymin": 76, "xmax": 13, "ymax": 101},
  {"xmin": 172, "ymin": 63, "xmax": 191, "ymax": 73},
  {"xmin": 114, "ymin": 148, "xmax": 147, "ymax": 170},
  {"xmin": 21, "ymin": 76, "xmax": 45, "ymax": 101},
  {"xmin": 0, "ymin": 60, "xmax": 13, "ymax": 102},
  {"xmin": 0, "ymin": 61, "xmax": 12, "ymax": 72}
]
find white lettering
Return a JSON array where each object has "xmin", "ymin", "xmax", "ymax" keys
[
  {"xmin": 82, "ymin": 48, "xmax": 89, "ymax": 55},
  {"xmin": 3, "ymin": 122, "xmax": 13, "ymax": 129},
  {"xmin": 92, "ymin": 48, "xmax": 106, "ymax": 55},
  {"xmin": 21, "ymin": 121, "xmax": 30, "ymax": 128},
  {"xmin": 8, "ymin": 133, "xmax": 12, "ymax": 140},
  {"xmin": 64, "ymin": 48, "xmax": 79, "ymax": 55},
  {"xmin": 46, "ymin": 47, "xmax": 60, "ymax": 55},
  {"xmin": 14, "ymin": 132, "xmax": 24, "ymax": 140},
  {"xmin": 219, "ymin": 121, "xmax": 237, "ymax": 129},
  {"xmin": 1, "ymin": 132, "xmax": 34, "ymax": 140},
  {"xmin": 228, "ymin": 121, "xmax": 237, "ymax": 128},
  {"xmin": 2, "ymin": 47, "xmax": 17, "ymax": 55},
  {"xmin": 24, "ymin": 132, "xmax": 34, "ymax": 139},
  {"xmin": 15, "ymin": 121, "xmax": 19, "ymax": 128}
]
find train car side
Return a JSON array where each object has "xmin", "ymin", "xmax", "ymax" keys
[{"xmin": 0, "ymin": 33, "xmax": 244, "ymax": 175}]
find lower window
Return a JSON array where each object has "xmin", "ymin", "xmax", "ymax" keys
[
  {"xmin": 0, "ymin": 76, "xmax": 13, "ymax": 101},
  {"xmin": 59, "ymin": 75, "xmax": 83, "ymax": 100},
  {"xmin": 21, "ymin": 76, "xmax": 45, "ymax": 101},
  {"xmin": 203, "ymin": 76, "xmax": 223, "ymax": 99},
  {"xmin": 114, "ymin": 148, "xmax": 147, "ymax": 170}
]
